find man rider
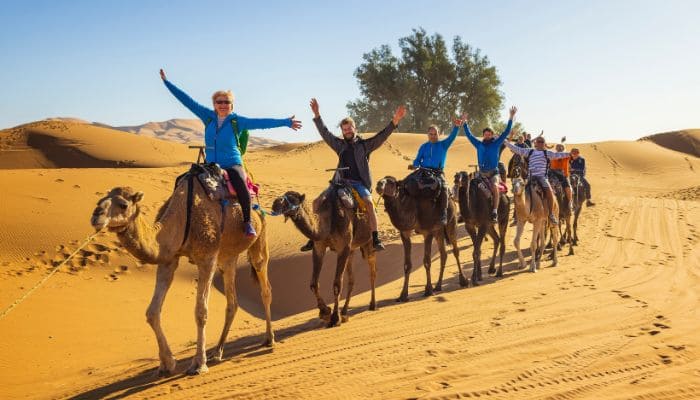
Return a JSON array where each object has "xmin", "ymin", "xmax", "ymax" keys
[
  {"xmin": 300, "ymin": 98, "xmax": 407, "ymax": 252},
  {"xmin": 549, "ymin": 143, "xmax": 574, "ymax": 211},
  {"xmin": 463, "ymin": 106, "xmax": 517, "ymax": 222},
  {"xmin": 569, "ymin": 147, "xmax": 595, "ymax": 206}
]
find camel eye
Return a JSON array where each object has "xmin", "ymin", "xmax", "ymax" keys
[{"xmin": 118, "ymin": 203, "xmax": 128, "ymax": 210}]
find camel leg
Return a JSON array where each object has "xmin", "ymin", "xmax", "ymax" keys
[
  {"xmin": 514, "ymin": 221, "xmax": 526, "ymax": 269},
  {"xmin": 212, "ymin": 255, "xmax": 239, "ymax": 362},
  {"xmin": 448, "ymin": 224, "xmax": 468, "ymax": 287},
  {"xmin": 341, "ymin": 250, "xmax": 355, "ymax": 322},
  {"xmin": 363, "ymin": 245, "xmax": 378, "ymax": 310},
  {"xmin": 550, "ymin": 222, "xmax": 560, "ymax": 267},
  {"xmin": 487, "ymin": 224, "xmax": 499, "ymax": 275},
  {"xmin": 311, "ymin": 245, "xmax": 331, "ymax": 321},
  {"xmin": 530, "ymin": 221, "xmax": 542, "ymax": 273},
  {"xmin": 398, "ymin": 231, "xmax": 412, "ymax": 302},
  {"xmin": 433, "ymin": 233, "xmax": 448, "ymax": 292},
  {"xmin": 423, "ymin": 234, "xmax": 434, "ymax": 297},
  {"xmin": 572, "ymin": 206, "xmax": 581, "ymax": 245},
  {"xmin": 146, "ymin": 260, "xmax": 178, "ymax": 377},
  {"xmin": 472, "ymin": 227, "xmax": 486, "ymax": 283},
  {"xmin": 250, "ymin": 239, "xmax": 275, "ymax": 347},
  {"xmin": 187, "ymin": 258, "xmax": 217, "ymax": 375},
  {"xmin": 566, "ymin": 216, "xmax": 574, "ymax": 256},
  {"xmin": 328, "ymin": 247, "xmax": 350, "ymax": 328},
  {"xmin": 497, "ymin": 218, "xmax": 508, "ymax": 278},
  {"xmin": 464, "ymin": 224, "xmax": 479, "ymax": 286}
]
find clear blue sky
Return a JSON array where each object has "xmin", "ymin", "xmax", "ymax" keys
[{"xmin": 1, "ymin": 0, "xmax": 698, "ymax": 143}]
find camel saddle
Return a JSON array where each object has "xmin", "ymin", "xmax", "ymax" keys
[
  {"xmin": 177, "ymin": 163, "xmax": 259, "ymax": 202},
  {"xmin": 404, "ymin": 168, "xmax": 444, "ymax": 199},
  {"xmin": 473, "ymin": 172, "xmax": 508, "ymax": 200}
]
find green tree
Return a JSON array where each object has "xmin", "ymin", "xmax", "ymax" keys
[{"xmin": 347, "ymin": 28, "xmax": 506, "ymax": 135}]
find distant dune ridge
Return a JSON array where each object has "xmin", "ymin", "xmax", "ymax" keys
[{"xmin": 639, "ymin": 129, "xmax": 700, "ymax": 157}]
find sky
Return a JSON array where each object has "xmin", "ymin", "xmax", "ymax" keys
[{"xmin": 1, "ymin": 0, "xmax": 698, "ymax": 144}]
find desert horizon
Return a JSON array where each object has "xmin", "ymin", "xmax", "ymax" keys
[{"xmin": 1, "ymin": 117, "xmax": 698, "ymax": 399}]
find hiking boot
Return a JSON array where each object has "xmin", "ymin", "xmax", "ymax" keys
[
  {"xmin": 549, "ymin": 213, "xmax": 559, "ymax": 224},
  {"xmin": 490, "ymin": 211, "xmax": 498, "ymax": 222},
  {"xmin": 373, "ymin": 237, "xmax": 386, "ymax": 251},
  {"xmin": 586, "ymin": 199, "xmax": 596, "ymax": 207},
  {"xmin": 244, "ymin": 222, "xmax": 257, "ymax": 238},
  {"xmin": 300, "ymin": 239, "xmax": 314, "ymax": 252}
]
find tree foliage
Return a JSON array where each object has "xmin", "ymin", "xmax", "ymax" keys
[{"xmin": 348, "ymin": 28, "xmax": 505, "ymax": 135}]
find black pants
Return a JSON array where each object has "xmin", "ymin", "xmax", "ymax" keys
[
  {"xmin": 225, "ymin": 165, "xmax": 251, "ymax": 223},
  {"xmin": 572, "ymin": 172, "xmax": 591, "ymax": 199}
]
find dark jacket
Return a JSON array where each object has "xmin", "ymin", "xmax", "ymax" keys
[
  {"xmin": 570, "ymin": 156, "xmax": 587, "ymax": 176},
  {"xmin": 314, "ymin": 117, "xmax": 396, "ymax": 192}
]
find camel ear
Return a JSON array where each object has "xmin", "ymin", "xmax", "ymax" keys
[
  {"xmin": 300, "ymin": 194, "xmax": 306, "ymax": 203},
  {"xmin": 132, "ymin": 191, "xmax": 144, "ymax": 203}
]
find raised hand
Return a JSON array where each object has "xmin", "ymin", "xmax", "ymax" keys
[
  {"xmin": 509, "ymin": 106, "xmax": 518, "ymax": 119},
  {"xmin": 310, "ymin": 98, "xmax": 320, "ymax": 118},
  {"xmin": 160, "ymin": 68, "xmax": 166, "ymax": 81},
  {"xmin": 290, "ymin": 115, "xmax": 302, "ymax": 131},
  {"xmin": 453, "ymin": 117, "xmax": 463, "ymax": 127},
  {"xmin": 408, "ymin": 164, "xmax": 416, "ymax": 170},
  {"xmin": 461, "ymin": 113, "xmax": 468, "ymax": 123},
  {"xmin": 392, "ymin": 105, "xmax": 407, "ymax": 126}
]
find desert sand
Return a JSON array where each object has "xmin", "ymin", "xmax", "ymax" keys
[{"xmin": 0, "ymin": 120, "xmax": 699, "ymax": 399}]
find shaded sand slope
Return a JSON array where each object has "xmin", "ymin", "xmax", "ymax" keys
[
  {"xmin": 0, "ymin": 120, "xmax": 194, "ymax": 168},
  {"xmin": 1, "ymin": 130, "xmax": 699, "ymax": 399},
  {"xmin": 640, "ymin": 129, "xmax": 700, "ymax": 158}
]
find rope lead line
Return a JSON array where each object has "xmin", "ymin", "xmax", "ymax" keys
[{"xmin": 0, "ymin": 230, "xmax": 102, "ymax": 321}]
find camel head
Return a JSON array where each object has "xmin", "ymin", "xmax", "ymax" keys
[
  {"xmin": 271, "ymin": 191, "xmax": 305, "ymax": 222},
  {"xmin": 376, "ymin": 176, "xmax": 400, "ymax": 198},
  {"xmin": 91, "ymin": 187, "xmax": 144, "ymax": 233},
  {"xmin": 453, "ymin": 171, "xmax": 469, "ymax": 191},
  {"xmin": 511, "ymin": 177, "xmax": 525, "ymax": 196}
]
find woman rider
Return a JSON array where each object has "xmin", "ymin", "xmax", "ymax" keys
[{"xmin": 160, "ymin": 69, "xmax": 302, "ymax": 237}]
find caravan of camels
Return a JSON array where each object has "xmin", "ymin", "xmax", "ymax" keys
[{"xmin": 89, "ymin": 70, "xmax": 596, "ymax": 376}]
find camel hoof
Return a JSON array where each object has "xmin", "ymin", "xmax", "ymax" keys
[
  {"xmin": 433, "ymin": 284, "xmax": 442, "ymax": 292},
  {"xmin": 369, "ymin": 302, "xmax": 377, "ymax": 311},
  {"xmin": 568, "ymin": 249, "xmax": 574, "ymax": 256},
  {"xmin": 326, "ymin": 314, "xmax": 340, "ymax": 328},
  {"xmin": 155, "ymin": 356, "xmax": 177, "ymax": 377},
  {"xmin": 341, "ymin": 314, "xmax": 349, "ymax": 323},
  {"xmin": 186, "ymin": 363, "xmax": 209, "ymax": 376},
  {"xmin": 319, "ymin": 307, "xmax": 332, "ymax": 322},
  {"xmin": 496, "ymin": 271, "xmax": 503, "ymax": 278},
  {"xmin": 488, "ymin": 266, "xmax": 496, "ymax": 275},
  {"xmin": 261, "ymin": 337, "xmax": 275, "ymax": 348},
  {"xmin": 424, "ymin": 287, "xmax": 434, "ymax": 297},
  {"xmin": 471, "ymin": 280, "xmax": 479, "ymax": 287},
  {"xmin": 459, "ymin": 276, "xmax": 468, "ymax": 287}
]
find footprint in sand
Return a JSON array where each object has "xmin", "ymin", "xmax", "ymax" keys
[{"xmin": 55, "ymin": 178, "xmax": 64, "ymax": 183}]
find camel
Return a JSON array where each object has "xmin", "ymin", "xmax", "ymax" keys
[
  {"xmin": 375, "ymin": 175, "xmax": 467, "ymax": 302},
  {"xmin": 548, "ymin": 175, "xmax": 575, "ymax": 256},
  {"xmin": 453, "ymin": 171, "xmax": 510, "ymax": 282},
  {"xmin": 511, "ymin": 177, "xmax": 559, "ymax": 272},
  {"xmin": 90, "ymin": 181, "xmax": 274, "ymax": 376},
  {"xmin": 569, "ymin": 173, "xmax": 587, "ymax": 246},
  {"xmin": 271, "ymin": 187, "xmax": 377, "ymax": 327}
]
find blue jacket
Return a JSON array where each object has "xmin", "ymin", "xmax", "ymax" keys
[
  {"xmin": 463, "ymin": 120, "xmax": 513, "ymax": 171},
  {"xmin": 412, "ymin": 126, "xmax": 459, "ymax": 170},
  {"xmin": 164, "ymin": 79, "xmax": 291, "ymax": 168},
  {"xmin": 570, "ymin": 156, "xmax": 587, "ymax": 176}
]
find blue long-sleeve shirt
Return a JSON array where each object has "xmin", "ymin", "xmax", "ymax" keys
[
  {"xmin": 163, "ymin": 79, "xmax": 292, "ymax": 168},
  {"xmin": 570, "ymin": 156, "xmax": 587, "ymax": 176},
  {"xmin": 463, "ymin": 120, "xmax": 512, "ymax": 172},
  {"xmin": 412, "ymin": 126, "xmax": 459, "ymax": 170}
]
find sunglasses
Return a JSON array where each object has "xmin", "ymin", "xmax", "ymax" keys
[{"xmin": 215, "ymin": 100, "xmax": 232, "ymax": 105}]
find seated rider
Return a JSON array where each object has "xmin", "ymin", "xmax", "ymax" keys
[
  {"xmin": 160, "ymin": 69, "xmax": 301, "ymax": 237},
  {"xmin": 463, "ymin": 106, "xmax": 518, "ymax": 222},
  {"xmin": 569, "ymin": 147, "xmax": 595, "ymax": 206},
  {"xmin": 409, "ymin": 119, "xmax": 461, "ymax": 225},
  {"xmin": 300, "ymin": 98, "xmax": 407, "ymax": 252},
  {"xmin": 549, "ymin": 143, "xmax": 573, "ymax": 210},
  {"xmin": 505, "ymin": 134, "xmax": 571, "ymax": 224}
]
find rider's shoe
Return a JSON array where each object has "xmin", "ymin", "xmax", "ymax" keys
[
  {"xmin": 586, "ymin": 199, "xmax": 596, "ymax": 207},
  {"xmin": 490, "ymin": 211, "xmax": 498, "ymax": 222},
  {"xmin": 300, "ymin": 239, "xmax": 314, "ymax": 252},
  {"xmin": 549, "ymin": 213, "xmax": 559, "ymax": 224},
  {"xmin": 244, "ymin": 222, "xmax": 257, "ymax": 238}
]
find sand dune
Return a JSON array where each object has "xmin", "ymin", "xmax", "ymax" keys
[
  {"xmin": 639, "ymin": 129, "xmax": 700, "ymax": 158},
  {"xmin": 0, "ymin": 126, "xmax": 699, "ymax": 399}
]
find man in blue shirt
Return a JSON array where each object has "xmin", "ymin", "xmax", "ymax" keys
[
  {"xmin": 463, "ymin": 106, "xmax": 518, "ymax": 221},
  {"xmin": 410, "ymin": 118, "xmax": 461, "ymax": 224},
  {"xmin": 569, "ymin": 148, "xmax": 595, "ymax": 206}
]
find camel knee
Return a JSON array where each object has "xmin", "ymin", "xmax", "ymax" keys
[
  {"xmin": 195, "ymin": 305, "xmax": 208, "ymax": 327},
  {"xmin": 146, "ymin": 306, "xmax": 160, "ymax": 326}
]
